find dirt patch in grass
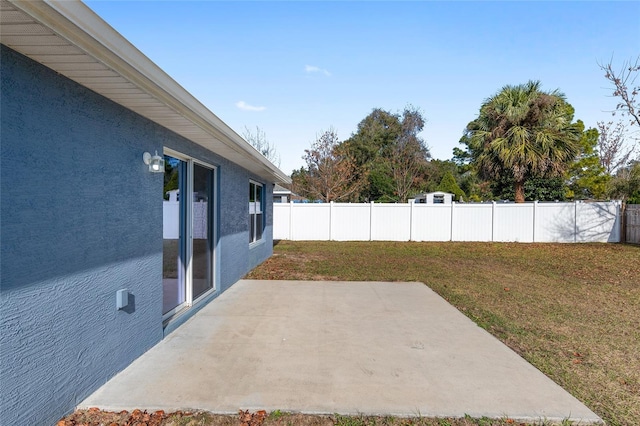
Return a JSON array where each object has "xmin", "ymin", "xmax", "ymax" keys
[{"xmin": 246, "ymin": 242, "xmax": 640, "ymax": 426}]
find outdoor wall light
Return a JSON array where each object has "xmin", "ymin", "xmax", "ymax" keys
[{"xmin": 143, "ymin": 151, "xmax": 164, "ymax": 173}]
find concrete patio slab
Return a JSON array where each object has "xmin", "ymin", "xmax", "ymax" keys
[{"xmin": 80, "ymin": 280, "xmax": 601, "ymax": 423}]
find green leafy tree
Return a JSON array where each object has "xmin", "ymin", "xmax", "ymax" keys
[
  {"xmin": 340, "ymin": 109, "xmax": 398, "ymax": 201},
  {"xmin": 436, "ymin": 171, "xmax": 466, "ymax": 201},
  {"xmin": 290, "ymin": 167, "xmax": 309, "ymax": 199},
  {"xmin": 342, "ymin": 106, "xmax": 430, "ymax": 202},
  {"xmin": 566, "ymin": 123, "xmax": 609, "ymax": 200},
  {"xmin": 423, "ymin": 159, "xmax": 458, "ymax": 193},
  {"xmin": 450, "ymin": 142, "xmax": 490, "ymax": 201},
  {"xmin": 452, "ymin": 146, "xmax": 473, "ymax": 173},
  {"xmin": 163, "ymin": 157, "xmax": 179, "ymax": 200},
  {"xmin": 491, "ymin": 176, "xmax": 567, "ymax": 201},
  {"xmin": 463, "ymin": 80, "xmax": 582, "ymax": 203},
  {"xmin": 609, "ymin": 161, "xmax": 640, "ymax": 203},
  {"xmin": 343, "ymin": 108, "xmax": 401, "ymax": 168},
  {"xmin": 367, "ymin": 162, "xmax": 396, "ymax": 202}
]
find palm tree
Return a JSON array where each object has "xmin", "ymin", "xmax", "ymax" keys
[{"xmin": 465, "ymin": 81, "xmax": 582, "ymax": 203}]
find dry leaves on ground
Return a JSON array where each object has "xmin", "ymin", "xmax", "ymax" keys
[
  {"xmin": 238, "ymin": 409, "xmax": 267, "ymax": 426},
  {"xmin": 58, "ymin": 408, "xmax": 171, "ymax": 426}
]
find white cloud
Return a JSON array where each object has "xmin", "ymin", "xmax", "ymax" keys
[
  {"xmin": 235, "ymin": 101, "xmax": 266, "ymax": 112},
  {"xmin": 305, "ymin": 65, "xmax": 331, "ymax": 77}
]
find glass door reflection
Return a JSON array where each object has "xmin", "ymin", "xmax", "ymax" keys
[
  {"xmin": 192, "ymin": 163, "xmax": 214, "ymax": 300},
  {"xmin": 163, "ymin": 155, "xmax": 186, "ymax": 315}
]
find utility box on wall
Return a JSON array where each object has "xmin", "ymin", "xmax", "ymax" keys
[{"xmin": 116, "ymin": 289, "xmax": 129, "ymax": 310}]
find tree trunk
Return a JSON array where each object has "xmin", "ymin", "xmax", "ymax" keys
[{"xmin": 514, "ymin": 180, "xmax": 525, "ymax": 203}]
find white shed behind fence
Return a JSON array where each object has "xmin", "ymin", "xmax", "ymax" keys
[{"xmin": 413, "ymin": 192, "xmax": 454, "ymax": 204}]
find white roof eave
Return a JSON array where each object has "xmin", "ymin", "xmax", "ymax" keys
[{"xmin": 1, "ymin": 0, "xmax": 290, "ymax": 184}]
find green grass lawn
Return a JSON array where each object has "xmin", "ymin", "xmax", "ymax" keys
[{"xmin": 246, "ymin": 241, "xmax": 640, "ymax": 426}]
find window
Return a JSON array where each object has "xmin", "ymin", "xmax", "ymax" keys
[
  {"xmin": 249, "ymin": 181, "xmax": 264, "ymax": 243},
  {"xmin": 433, "ymin": 195, "xmax": 445, "ymax": 204}
]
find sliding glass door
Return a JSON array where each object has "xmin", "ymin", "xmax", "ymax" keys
[{"xmin": 163, "ymin": 153, "xmax": 216, "ymax": 320}]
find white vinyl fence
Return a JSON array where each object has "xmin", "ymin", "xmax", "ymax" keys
[
  {"xmin": 273, "ymin": 201, "xmax": 621, "ymax": 243},
  {"xmin": 163, "ymin": 201, "xmax": 208, "ymax": 239}
]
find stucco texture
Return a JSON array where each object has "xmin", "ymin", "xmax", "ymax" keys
[{"xmin": 0, "ymin": 45, "xmax": 273, "ymax": 425}]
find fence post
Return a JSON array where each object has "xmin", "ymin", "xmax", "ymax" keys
[
  {"xmin": 620, "ymin": 201, "xmax": 626, "ymax": 243},
  {"xmin": 289, "ymin": 201, "xmax": 293, "ymax": 240},
  {"xmin": 533, "ymin": 201, "xmax": 538, "ymax": 243},
  {"xmin": 370, "ymin": 201, "xmax": 374, "ymax": 241},
  {"xmin": 409, "ymin": 200, "xmax": 414, "ymax": 242},
  {"xmin": 329, "ymin": 201, "xmax": 334, "ymax": 241},
  {"xmin": 450, "ymin": 201, "xmax": 455, "ymax": 241},
  {"xmin": 491, "ymin": 201, "xmax": 496, "ymax": 242},
  {"xmin": 574, "ymin": 201, "xmax": 578, "ymax": 243}
]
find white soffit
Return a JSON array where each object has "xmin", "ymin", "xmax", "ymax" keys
[{"xmin": 0, "ymin": 0, "xmax": 290, "ymax": 184}]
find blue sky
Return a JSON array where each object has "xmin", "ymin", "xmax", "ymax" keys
[{"xmin": 85, "ymin": 1, "xmax": 639, "ymax": 175}]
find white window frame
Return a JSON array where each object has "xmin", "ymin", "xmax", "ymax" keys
[{"xmin": 249, "ymin": 180, "xmax": 264, "ymax": 245}]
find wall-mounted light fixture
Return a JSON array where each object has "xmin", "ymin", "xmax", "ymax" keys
[{"xmin": 143, "ymin": 151, "xmax": 164, "ymax": 173}]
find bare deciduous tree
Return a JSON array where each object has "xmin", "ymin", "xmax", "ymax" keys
[
  {"xmin": 600, "ymin": 56, "xmax": 640, "ymax": 127},
  {"xmin": 597, "ymin": 121, "xmax": 635, "ymax": 174},
  {"xmin": 300, "ymin": 128, "xmax": 366, "ymax": 202},
  {"xmin": 242, "ymin": 126, "xmax": 281, "ymax": 168}
]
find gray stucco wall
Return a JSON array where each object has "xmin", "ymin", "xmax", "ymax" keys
[{"xmin": 0, "ymin": 45, "xmax": 273, "ymax": 425}]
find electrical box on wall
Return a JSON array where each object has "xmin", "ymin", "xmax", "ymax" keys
[{"xmin": 116, "ymin": 289, "xmax": 129, "ymax": 310}]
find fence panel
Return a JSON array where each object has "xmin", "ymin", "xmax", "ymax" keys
[
  {"xmin": 331, "ymin": 203, "xmax": 371, "ymax": 241},
  {"xmin": 163, "ymin": 202, "xmax": 180, "ymax": 239},
  {"xmin": 291, "ymin": 203, "xmax": 331, "ymax": 240},
  {"xmin": 576, "ymin": 202, "xmax": 620, "ymax": 242},
  {"xmin": 163, "ymin": 202, "xmax": 207, "ymax": 239},
  {"xmin": 273, "ymin": 203, "xmax": 291, "ymax": 240},
  {"xmin": 452, "ymin": 204, "xmax": 493, "ymax": 241},
  {"xmin": 493, "ymin": 203, "xmax": 534, "ymax": 242},
  {"xmin": 625, "ymin": 205, "xmax": 640, "ymax": 244},
  {"xmin": 534, "ymin": 203, "xmax": 575, "ymax": 242},
  {"xmin": 412, "ymin": 204, "xmax": 452, "ymax": 241},
  {"xmin": 371, "ymin": 204, "xmax": 411, "ymax": 241}
]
